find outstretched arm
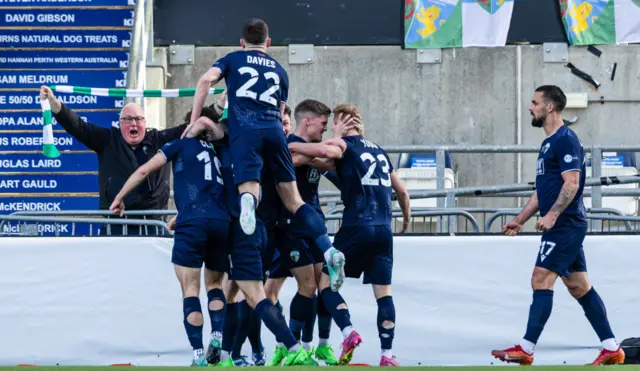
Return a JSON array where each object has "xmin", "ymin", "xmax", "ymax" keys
[
  {"xmin": 183, "ymin": 67, "xmax": 222, "ymax": 138},
  {"xmin": 109, "ymin": 153, "xmax": 168, "ymax": 216}
]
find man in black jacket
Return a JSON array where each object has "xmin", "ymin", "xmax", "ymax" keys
[{"xmin": 39, "ymin": 85, "xmax": 222, "ymax": 235}]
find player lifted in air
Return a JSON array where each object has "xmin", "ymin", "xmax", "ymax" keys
[
  {"xmin": 289, "ymin": 104, "xmax": 411, "ymax": 366},
  {"xmin": 109, "ymin": 107, "xmax": 228, "ymax": 367},
  {"xmin": 186, "ymin": 18, "xmax": 346, "ymax": 292},
  {"xmin": 491, "ymin": 85, "xmax": 625, "ymax": 366}
]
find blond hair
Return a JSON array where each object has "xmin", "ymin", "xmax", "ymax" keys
[{"xmin": 332, "ymin": 104, "xmax": 364, "ymax": 136}]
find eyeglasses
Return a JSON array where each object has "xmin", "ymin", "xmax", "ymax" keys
[{"xmin": 120, "ymin": 116, "xmax": 146, "ymax": 123}]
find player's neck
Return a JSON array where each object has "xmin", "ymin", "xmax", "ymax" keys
[
  {"xmin": 345, "ymin": 129, "xmax": 360, "ymax": 137},
  {"xmin": 543, "ymin": 116, "xmax": 564, "ymax": 137},
  {"xmin": 244, "ymin": 45, "xmax": 267, "ymax": 52},
  {"xmin": 294, "ymin": 129, "xmax": 310, "ymax": 142}
]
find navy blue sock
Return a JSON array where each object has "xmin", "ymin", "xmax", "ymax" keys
[
  {"xmin": 183, "ymin": 296, "xmax": 204, "ymax": 350},
  {"xmin": 273, "ymin": 300, "xmax": 285, "ymax": 344},
  {"xmin": 289, "ymin": 293, "xmax": 314, "ymax": 341},
  {"xmin": 301, "ymin": 295, "xmax": 318, "ymax": 343},
  {"xmin": 294, "ymin": 204, "xmax": 332, "ymax": 253},
  {"xmin": 248, "ymin": 308, "xmax": 264, "ymax": 353},
  {"xmin": 578, "ymin": 287, "xmax": 615, "ymax": 341},
  {"xmin": 316, "ymin": 296, "xmax": 332, "ymax": 340},
  {"xmin": 377, "ymin": 296, "xmax": 396, "ymax": 350},
  {"xmin": 255, "ymin": 298, "xmax": 298, "ymax": 349},
  {"xmin": 207, "ymin": 289, "xmax": 226, "ymax": 335},
  {"xmin": 222, "ymin": 302, "xmax": 239, "ymax": 352},
  {"xmin": 232, "ymin": 300, "xmax": 252, "ymax": 359},
  {"xmin": 523, "ymin": 289, "xmax": 554, "ymax": 344},
  {"xmin": 321, "ymin": 288, "xmax": 352, "ymax": 330}
]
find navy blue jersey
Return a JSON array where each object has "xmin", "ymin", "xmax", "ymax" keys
[
  {"xmin": 279, "ymin": 134, "xmax": 323, "ymax": 224},
  {"xmin": 536, "ymin": 125, "xmax": 587, "ymax": 228},
  {"xmin": 160, "ymin": 138, "xmax": 228, "ymax": 225},
  {"xmin": 322, "ymin": 170, "xmax": 341, "ymax": 189},
  {"xmin": 212, "ymin": 136, "xmax": 239, "ymax": 218},
  {"xmin": 213, "ymin": 50, "xmax": 289, "ymax": 137},
  {"xmin": 335, "ymin": 136, "xmax": 394, "ymax": 227}
]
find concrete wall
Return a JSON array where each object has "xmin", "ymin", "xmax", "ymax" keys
[{"xmin": 158, "ymin": 45, "xmax": 640, "ymax": 209}]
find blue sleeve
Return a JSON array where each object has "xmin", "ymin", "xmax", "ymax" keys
[
  {"xmin": 213, "ymin": 54, "xmax": 230, "ymax": 78},
  {"xmin": 159, "ymin": 139, "xmax": 182, "ymax": 161},
  {"xmin": 554, "ymin": 134, "xmax": 583, "ymax": 173},
  {"xmin": 322, "ymin": 171, "xmax": 341, "ymax": 189}
]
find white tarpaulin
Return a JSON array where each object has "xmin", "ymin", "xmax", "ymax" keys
[{"xmin": 0, "ymin": 235, "xmax": 637, "ymax": 366}]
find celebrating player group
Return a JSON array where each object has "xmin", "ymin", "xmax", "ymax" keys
[{"xmin": 106, "ymin": 18, "xmax": 625, "ymax": 367}]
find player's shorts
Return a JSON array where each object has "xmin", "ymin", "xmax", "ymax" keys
[
  {"xmin": 535, "ymin": 225, "xmax": 588, "ymax": 277},
  {"xmin": 172, "ymin": 218, "xmax": 230, "ymax": 272},
  {"xmin": 229, "ymin": 126, "xmax": 296, "ymax": 185},
  {"xmin": 228, "ymin": 218, "xmax": 268, "ymax": 281},
  {"xmin": 269, "ymin": 226, "xmax": 324, "ymax": 279},
  {"xmin": 323, "ymin": 225, "xmax": 393, "ymax": 285},
  {"xmin": 261, "ymin": 227, "xmax": 278, "ymax": 280}
]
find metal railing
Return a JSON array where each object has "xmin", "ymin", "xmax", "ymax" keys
[
  {"xmin": 485, "ymin": 208, "xmax": 631, "ymax": 232},
  {"xmin": 325, "ymin": 210, "xmax": 481, "ymax": 233},
  {"xmin": 0, "ymin": 215, "xmax": 171, "ymax": 237}
]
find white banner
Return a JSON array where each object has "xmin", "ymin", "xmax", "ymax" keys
[{"xmin": 0, "ymin": 235, "xmax": 637, "ymax": 366}]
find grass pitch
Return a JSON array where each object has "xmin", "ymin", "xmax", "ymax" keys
[{"xmin": 0, "ymin": 366, "xmax": 639, "ymax": 371}]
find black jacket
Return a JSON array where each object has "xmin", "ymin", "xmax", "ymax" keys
[{"xmin": 55, "ymin": 103, "xmax": 187, "ymax": 212}]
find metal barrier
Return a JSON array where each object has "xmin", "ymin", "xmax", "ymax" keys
[
  {"xmin": 325, "ymin": 210, "xmax": 481, "ymax": 233},
  {"xmin": 485, "ymin": 209, "xmax": 633, "ymax": 233},
  {"xmin": 0, "ymin": 215, "xmax": 171, "ymax": 237}
]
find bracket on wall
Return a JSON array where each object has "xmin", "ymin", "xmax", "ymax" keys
[
  {"xmin": 416, "ymin": 48, "xmax": 442, "ymax": 64},
  {"xmin": 543, "ymin": 42, "xmax": 568, "ymax": 63},
  {"xmin": 169, "ymin": 44, "xmax": 195, "ymax": 65},
  {"xmin": 288, "ymin": 44, "xmax": 314, "ymax": 65}
]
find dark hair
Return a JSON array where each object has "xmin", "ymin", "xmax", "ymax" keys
[
  {"xmin": 284, "ymin": 104, "xmax": 291, "ymax": 116},
  {"xmin": 294, "ymin": 99, "xmax": 331, "ymax": 122},
  {"xmin": 242, "ymin": 18, "xmax": 269, "ymax": 45},
  {"xmin": 535, "ymin": 85, "xmax": 567, "ymax": 112},
  {"xmin": 183, "ymin": 106, "xmax": 219, "ymax": 125}
]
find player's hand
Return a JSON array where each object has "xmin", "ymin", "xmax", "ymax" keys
[
  {"xmin": 109, "ymin": 198, "xmax": 125, "ymax": 217},
  {"xmin": 502, "ymin": 219, "xmax": 523, "ymax": 236},
  {"xmin": 167, "ymin": 216, "xmax": 177, "ymax": 231},
  {"xmin": 535, "ymin": 214, "xmax": 557, "ymax": 232},
  {"xmin": 332, "ymin": 113, "xmax": 354, "ymax": 138},
  {"xmin": 181, "ymin": 121, "xmax": 197, "ymax": 139},
  {"xmin": 399, "ymin": 216, "xmax": 409, "ymax": 234},
  {"xmin": 39, "ymin": 85, "xmax": 62, "ymax": 114}
]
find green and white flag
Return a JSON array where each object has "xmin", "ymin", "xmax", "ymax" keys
[
  {"xmin": 561, "ymin": 0, "xmax": 640, "ymax": 45},
  {"xmin": 41, "ymin": 86, "xmax": 226, "ymax": 158},
  {"xmin": 403, "ymin": 0, "xmax": 515, "ymax": 49}
]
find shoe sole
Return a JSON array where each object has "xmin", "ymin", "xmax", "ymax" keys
[
  {"xmin": 239, "ymin": 194, "xmax": 256, "ymax": 235},
  {"xmin": 491, "ymin": 352, "xmax": 533, "ymax": 366},
  {"xmin": 339, "ymin": 338, "xmax": 362, "ymax": 365}
]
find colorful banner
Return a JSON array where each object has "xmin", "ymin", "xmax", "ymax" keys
[
  {"xmin": 561, "ymin": 0, "xmax": 640, "ymax": 45},
  {"xmin": 403, "ymin": 0, "xmax": 514, "ymax": 49}
]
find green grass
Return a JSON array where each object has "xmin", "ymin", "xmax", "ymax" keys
[{"xmin": 0, "ymin": 367, "xmax": 640, "ymax": 370}]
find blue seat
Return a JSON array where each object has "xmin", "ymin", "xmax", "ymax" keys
[
  {"xmin": 586, "ymin": 151, "xmax": 637, "ymax": 168},
  {"xmin": 397, "ymin": 152, "xmax": 453, "ymax": 169}
]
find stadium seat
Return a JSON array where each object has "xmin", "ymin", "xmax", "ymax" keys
[
  {"xmin": 394, "ymin": 152, "xmax": 456, "ymax": 209},
  {"xmin": 583, "ymin": 152, "xmax": 638, "ymax": 215}
]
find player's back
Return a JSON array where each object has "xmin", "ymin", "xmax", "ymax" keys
[
  {"xmin": 160, "ymin": 138, "xmax": 228, "ymax": 224},
  {"xmin": 336, "ymin": 135, "xmax": 394, "ymax": 227},
  {"xmin": 214, "ymin": 50, "xmax": 289, "ymax": 136},
  {"xmin": 536, "ymin": 125, "xmax": 587, "ymax": 228}
]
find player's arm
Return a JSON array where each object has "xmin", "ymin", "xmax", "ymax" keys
[
  {"xmin": 184, "ymin": 115, "xmax": 225, "ymax": 140},
  {"xmin": 549, "ymin": 170, "xmax": 580, "ymax": 217},
  {"xmin": 109, "ymin": 153, "xmax": 168, "ymax": 216},
  {"xmin": 308, "ymin": 158, "xmax": 336, "ymax": 172},
  {"xmin": 183, "ymin": 67, "xmax": 222, "ymax": 139},
  {"xmin": 391, "ymin": 171, "xmax": 411, "ymax": 233},
  {"xmin": 503, "ymin": 191, "xmax": 538, "ymax": 236},
  {"xmin": 288, "ymin": 140, "xmax": 345, "ymax": 160}
]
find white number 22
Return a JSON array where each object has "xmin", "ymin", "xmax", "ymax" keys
[
  {"xmin": 360, "ymin": 153, "xmax": 391, "ymax": 187},
  {"xmin": 235, "ymin": 67, "xmax": 280, "ymax": 106},
  {"xmin": 197, "ymin": 151, "xmax": 223, "ymax": 185}
]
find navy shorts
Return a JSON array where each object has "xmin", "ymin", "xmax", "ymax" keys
[
  {"xmin": 269, "ymin": 227, "xmax": 323, "ymax": 279},
  {"xmin": 230, "ymin": 127, "xmax": 296, "ymax": 185},
  {"xmin": 261, "ymin": 228, "xmax": 278, "ymax": 279},
  {"xmin": 324, "ymin": 225, "xmax": 393, "ymax": 285},
  {"xmin": 535, "ymin": 225, "xmax": 588, "ymax": 277},
  {"xmin": 172, "ymin": 218, "xmax": 230, "ymax": 272},
  {"xmin": 228, "ymin": 218, "xmax": 268, "ymax": 281}
]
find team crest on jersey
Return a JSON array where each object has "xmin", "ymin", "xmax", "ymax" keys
[
  {"xmin": 307, "ymin": 168, "xmax": 320, "ymax": 184},
  {"xmin": 541, "ymin": 143, "xmax": 551, "ymax": 154},
  {"xmin": 290, "ymin": 250, "xmax": 300, "ymax": 263}
]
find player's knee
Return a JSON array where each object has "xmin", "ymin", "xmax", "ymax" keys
[
  {"xmin": 337, "ymin": 303, "xmax": 348, "ymax": 310},
  {"xmin": 187, "ymin": 311, "xmax": 204, "ymax": 326},
  {"xmin": 297, "ymin": 276, "xmax": 317, "ymax": 296},
  {"xmin": 531, "ymin": 268, "xmax": 556, "ymax": 290},
  {"xmin": 567, "ymin": 282, "xmax": 590, "ymax": 299}
]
